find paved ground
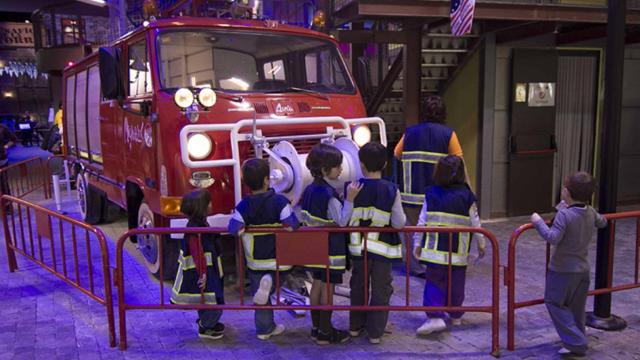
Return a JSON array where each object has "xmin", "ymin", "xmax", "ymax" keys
[{"xmin": 1, "ymin": 180, "xmax": 639, "ymax": 359}]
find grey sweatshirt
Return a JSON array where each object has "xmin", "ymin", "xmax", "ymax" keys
[{"xmin": 532, "ymin": 204, "xmax": 607, "ymax": 273}]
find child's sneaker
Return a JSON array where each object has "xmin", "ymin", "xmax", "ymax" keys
[
  {"xmin": 349, "ymin": 327, "xmax": 365, "ymax": 337},
  {"xmin": 257, "ymin": 324, "xmax": 285, "ymax": 340},
  {"xmin": 315, "ymin": 329, "xmax": 351, "ymax": 345},
  {"xmin": 253, "ymin": 274, "xmax": 272, "ymax": 305},
  {"xmin": 451, "ymin": 318, "xmax": 462, "ymax": 326},
  {"xmin": 197, "ymin": 321, "xmax": 225, "ymax": 340},
  {"xmin": 368, "ymin": 337, "xmax": 381, "ymax": 344},
  {"xmin": 310, "ymin": 328, "xmax": 318, "ymax": 341},
  {"xmin": 416, "ymin": 318, "xmax": 447, "ymax": 335}
]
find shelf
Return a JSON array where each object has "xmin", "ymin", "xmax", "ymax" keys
[
  {"xmin": 421, "ymin": 63, "xmax": 457, "ymax": 67},
  {"xmin": 422, "ymin": 49, "xmax": 467, "ymax": 53},
  {"xmin": 424, "ymin": 33, "xmax": 479, "ymax": 38}
]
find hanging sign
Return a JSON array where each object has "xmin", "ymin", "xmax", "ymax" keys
[
  {"xmin": 0, "ymin": 22, "xmax": 34, "ymax": 48},
  {"xmin": 528, "ymin": 82, "xmax": 555, "ymax": 107}
]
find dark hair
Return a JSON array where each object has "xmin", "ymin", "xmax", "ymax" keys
[
  {"xmin": 306, "ymin": 143, "xmax": 343, "ymax": 179},
  {"xmin": 242, "ymin": 158, "xmax": 270, "ymax": 191},
  {"xmin": 180, "ymin": 188, "xmax": 211, "ymax": 221},
  {"xmin": 358, "ymin": 142, "xmax": 387, "ymax": 172},
  {"xmin": 433, "ymin": 155, "xmax": 465, "ymax": 187},
  {"xmin": 421, "ymin": 95, "xmax": 447, "ymax": 123},
  {"xmin": 564, "ymin": 171, "xmax": 596, "ymax": 203}
]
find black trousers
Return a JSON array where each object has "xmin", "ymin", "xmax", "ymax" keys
[{"xmin": 349, "ymin": 257, "xmax": 393, "ymax": 339}]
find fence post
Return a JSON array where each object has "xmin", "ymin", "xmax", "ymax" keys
[{"xmin": 1, "ymin": 198, "xmax": 18, "ymax": 272}]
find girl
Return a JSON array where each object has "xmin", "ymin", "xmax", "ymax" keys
[
  {"xmin": 412, "ymin": 155, "xmax": 485, "ymax": 335},
  {"xmin": 299, "ymin": 143, "xmax": 362, "ymax": 345},
  {"xmin": 170, "ymin": 189, "xmax": 226, "ymax": 339}
]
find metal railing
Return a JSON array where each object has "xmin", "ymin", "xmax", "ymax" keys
[
  {"xmin": 1, "ymin": 195, "xmax": 116, "ymax": 347},
  {"xmin": 505, "ymin": 210, "xmax": 640, "ymax": 350},
  {"xmin": 115, "ymin": 226, "xmax": 501, "ymax": 355},
  {"xmin": 0, "ymin": 157, "xmax": 51, "ymax": 200}
]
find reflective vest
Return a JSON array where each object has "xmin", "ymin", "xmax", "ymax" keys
[
  {"xmin": 400, "ymin": 122, "xmax": 453, "ymax": 206},
  {"xmin": 236, "ymin": 189, "xmax": 292, "ymax": 272},
  {"xmin": 299, "ymin": 178, "xmax": 347, "ymax": 271},
  {"xmin": 170, "ymin": 222, "xmax": 224, "ymax": 305},
  {"xmin": 418, "ymin": 184, "xmax": 476, "ymax": 266},
  {"xmin": 348, "ymin": 178, "xmax": 402, "ymax": 262}
]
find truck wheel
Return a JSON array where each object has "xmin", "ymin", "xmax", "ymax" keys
[
  {"xmin": 76, "ymin": 173, "xmax": 103, "ymax": 224},
  {"xmin": 137, "ymin": 202, "xmax": 179, "ymax": 280}
]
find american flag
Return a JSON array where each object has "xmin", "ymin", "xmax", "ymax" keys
[{"xmin": 450, "ymin": 0, "xmax": 476, "ymax": 36}]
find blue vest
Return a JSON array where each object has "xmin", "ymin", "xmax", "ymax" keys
[
  {"xmin": 418, "ymin": 184, "xmax": 477, "ymax": 266},
  {"xmin": 299, "ymin": 179, "xmax": 347, "ymax": 272},
  {"xmin": 170, "ymin": 219, "xmax": 223, "ymax": 305},
  {"xmin": 401, "ymin": 122, "xmax": 453, "ymax": 206},
  {"xmin": 236, "ymin": 189, "xmax": 292, "ymax": 272},
  {"xmin": 348, "ymin": 178, "xmax": 401, "ymax": 262}
]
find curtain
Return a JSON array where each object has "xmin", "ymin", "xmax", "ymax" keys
[{"xmin": 553, "ymin": 55, "xmax": 598, "ymax": 205}]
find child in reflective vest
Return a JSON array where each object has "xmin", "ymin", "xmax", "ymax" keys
[
  {"xmin": 227, "ymin": 158, "xmax": 299, "ymax": 340},
  {"xmin": 170, "ymin": 188, "xmax": 226, "ymax": 340},
  {"xmin": 531, "ymin": 172, "xmax": 607, "ymax": 356},
  {"xmin": 412, "ymin": 155, "xmax": 485, "ymax": 335},
  {"xmin": 299, "ymin": 143, "xmax": 362, "ymax": 345},
  {"xmin": 347, "ymin": 142, "xmax": 406, "ymax": 344}
]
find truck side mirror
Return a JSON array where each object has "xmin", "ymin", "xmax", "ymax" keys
[{"xmin": 99, "ymin": 47, "xmax": 125, "ymax": 100}]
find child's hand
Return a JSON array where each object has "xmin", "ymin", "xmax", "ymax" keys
[
  {"xmin": 531, "ymin": 212, "xmax": 542, "ymax": 224},
  {"xmin": 197, "ymin": 273, "xmax": 207, "ymax": 291},
  {"xmin": 284, "ymin": 226, "xmax": 294, "ymax": 232},
  {"xmin": 477, "ymin": 246, "xmax": 485, "ymax": 260},
  {"xmin": 412, "ymin": 246, "xmax": 421, "ymax": 261},
  {"xmin": 345, "ymin": 182, "xmax": 364, "ymax": 202},
  {"xmin": 237, "ymin": 228, "xmax": 245, "ymax": 237}
]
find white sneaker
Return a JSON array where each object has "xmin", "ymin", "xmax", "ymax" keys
[
  {"xmin": 557, "ymin": 347, "xmax": 572, "ymax": 355},
  {"xmin": 257, "ymin": 324, "xmax": 285, "ymax": 340},
  {"xmin": 451, "ymin": 318, "xmax": 462, "ymax": 326},
  {"xmin": 253, "ymin": 274, "xmax": 272, "ymax": 305},
  {"xmin": 416, "ymin": 318, "xmax": 447, "ymax": 335}
]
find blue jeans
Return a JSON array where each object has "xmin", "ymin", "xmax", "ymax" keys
[
  {"xmin": 198, "ymin": 309, "xmax": 222, "ymax": 329},
  {"xmin": 423, "ymin": 263, "xmax": 466, "ymax": 319},
  {"xmin": 248, "ymin": 270, "xmax": 277, "ymax": 335}
]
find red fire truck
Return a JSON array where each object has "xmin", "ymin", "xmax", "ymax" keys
[{"xmin": 62, "ymin": 17, "xmax": 386, "ymax": 277}]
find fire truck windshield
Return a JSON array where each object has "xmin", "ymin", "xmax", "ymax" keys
[{"xmin": 157, "ymin": 29, "xmax": 356, "ymax": 95}]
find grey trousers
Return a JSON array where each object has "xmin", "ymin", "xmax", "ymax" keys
[
  {"xmin": 544, "ymin": 270, "xmax": 590, "ymax": 355},
  {"xmin": 403, "ymin": 205, "xmax": 426, "ymax": 275},
  {"xmin": 349, "ymin": 258, "xmax": 393, "ymax": 339}
]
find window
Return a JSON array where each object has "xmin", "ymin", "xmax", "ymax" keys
[
  {"xmin": 304, "ymin": 48, "xmax": 349, "ymax": 92},
  {"xmin": 75, "ymin": 70, "xmax": 89, "ymax": 159},
  {"xmin": 65, "ymin": 75, "xmax": 76, "ymax": 152},
  {"xmin": 61, "ymin": 18, "xmax": 83, "ymax": 45},
  {"xmin": 128, "ymin": 40, "xmax": 152, "ymax": 96},
  {"xmin": 263, "ymin": 60, "xmax": 285, "ymax": 81},
  {"xmin": 87, "ymin": 66, "xmax": 102, "ymax": 162}
]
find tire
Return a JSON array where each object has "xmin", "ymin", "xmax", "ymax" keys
[
  {"xmin": 76, "ymin": 172, "xmax": 103, "ymax": 224},
  {"xmin": 136, "ymin": 202, "xmax": 179, "ymax": 280}
]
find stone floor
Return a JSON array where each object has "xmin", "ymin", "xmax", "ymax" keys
[{"xmin": 1, "ymin": 189, "xmax": 639, "ymax": 360}]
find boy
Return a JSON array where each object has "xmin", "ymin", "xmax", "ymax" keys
[
  {"xmin": 531, "ymin": 171, "xmax": 607, "ymax": 356},
  {"xmin": 347, "ymin": 142, "xmax": 406, "ymax": 344},
  {"xmin": 228, "ymin": 158, "xmax": 299, "ymax": 340}
]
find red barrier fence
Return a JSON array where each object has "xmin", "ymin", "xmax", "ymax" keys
[
  {"xmin": 505, "ymin": 210, "xmax": 640, "ymax": 350},
  {"xmin": 115, "ymin": 226, "xmax": 501, "ymax": 356},
  {"xmin": 1, "ymin": 195, "xmax": 116, "ymax": 347},
  {"xmin": 0, "ymin": 157, "xmax": 51, "ymax": 200}
]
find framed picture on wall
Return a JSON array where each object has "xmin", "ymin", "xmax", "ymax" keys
[
  {"xmin": 528, "ymin": 82, "xmax": 555, "ymax": 107},
  {"xmin": 515, "ymin": 83, "xmax": 527, "ymax": 102}
]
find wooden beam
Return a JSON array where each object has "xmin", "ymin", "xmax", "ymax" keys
[
  {"xmin": 348, "ymin": 0, "xmax": 640, "ymax": 25},
  {"xmin": 335, "ymin": 30, "xmax": 408, "ymax": 43},
  {"xmin": 556, "ymin": 24, "xmax": 607, "ymax": 45},
  {"xmin": 367, "ymin": 48, "xmax": 403, "ymax": 116},
  {"xmin": 496, "ymin": 22, "xmax": 557, "ymax": 44}
]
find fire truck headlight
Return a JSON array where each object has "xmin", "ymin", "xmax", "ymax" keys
[
  {"xmin": 197, "ymin": 88, "xmax": 216, "ymax": 108},
  {"xmin": 187, "ymin": 133, "xmax": 213, "ymax": 160},
  {"xmin": 174, "ymin": 88, "xmax": 194, "ymax": 109},
  {"xmin": 352, "ymin": 125, "xmax": 371, "ymax": 147}
]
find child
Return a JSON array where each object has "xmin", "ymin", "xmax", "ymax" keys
[
  {"xmin": 170, "ymin": 189, "xmax": 226, "ymax": 340},
  {"xmin": 412, "ymin": 155, "xmax": 485, "ymax": 335},
  {"xmin": 227, "ymin": 158, "xmax": 299, "ymax": 340},
  {"xmin": 300, "ymin": 143, "xmax": 362, "ymax": 345},
  {"xmin": 531, "ymin": 171, "xmax": 607, "ymax": 356},
  {"xmin": 347, "ymin": 142, "xmax": 406, "ymax": 344}
]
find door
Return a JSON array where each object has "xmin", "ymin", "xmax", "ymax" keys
[
  {"xmin": 507, "ymin": 49, "xmax": 558, "ymax": 216},
  {"xmin": 122, "ymin": 35, "xmax": 158, "ymax": 190}
]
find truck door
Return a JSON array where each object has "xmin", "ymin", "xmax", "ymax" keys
[{"xmin": 122, "ymin": 35, "xmax": 158, "ymax": 192}]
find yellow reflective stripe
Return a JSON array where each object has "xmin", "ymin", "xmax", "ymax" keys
[
  {"xmin": 301, "ymin": 210, "xmax": 333, "ymax": 226},
  {"xmin": 349, "ymin": 233, "xmax": 401, "ymax": 259},
  {"xmin": 404, "ymin": 160, "xmax": 412, "ymax": 194},
  {"xmin": 401, "ymin": 151, "xmax": 447, "ymax": 163},
  {"xmin": 350, "ymin": 207, "xmax": 391, "ymax": 226},
  {"xmin": 419, "ymin": 249, "xmax": 468, "ymax": 266},
  {"xmin": 242, "ymin": 233, "xmax": 292, "ymax": 271},
  {"xmin": 178, "ymin": 252, "xmax": 215, "ymax": 270},
  {"xmin": 401, "ymin": 192, "xmax": 424, "ymax": 205}
]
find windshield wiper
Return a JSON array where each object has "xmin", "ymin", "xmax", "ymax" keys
[{"xmin": 263, "ymin": 86, "xmax": 329, "ymax": 100}]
